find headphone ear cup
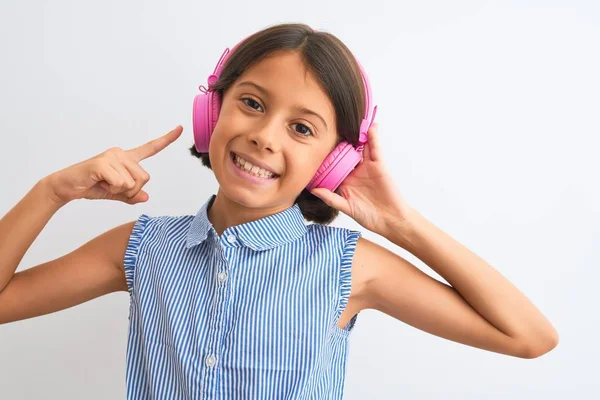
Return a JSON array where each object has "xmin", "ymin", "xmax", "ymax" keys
[
  {"xmin": 192, "ymin": 90, "xmax": 222, "ymax": 153},
  {"xmin": 210, "ymin": 90, "xmax": 221, "ymax": 133},
  {"xmin": 307, "ymin": 142, "xmax": 362, "ymax": 191}
]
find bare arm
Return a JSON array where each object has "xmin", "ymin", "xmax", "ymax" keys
[
  {"xmin": 0, "ymin": 178, "xmax": 63, "ymax": 293},
  {"xmin": 353, "ymin": 211, "xmax": 558, "ymax": 359},
  {"xmin": 0, "ymin": 125, "xmax": 183, "ymax": 325},
  {"xmin": 0, "ymin": 178, "xmax": 134, "ymax": 324},
  {"xmin": 312, "ymin": 123, "xmax": 557, "ymax": 358}
]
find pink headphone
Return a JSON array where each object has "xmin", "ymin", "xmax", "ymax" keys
[{"xmin": 192, "ymin": 34, "xmax": 378, "ymax": 192}]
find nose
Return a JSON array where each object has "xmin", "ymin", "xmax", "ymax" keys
[{"xmin": 247, "ymin": 118, "xmax": 282, "ymax": 153}]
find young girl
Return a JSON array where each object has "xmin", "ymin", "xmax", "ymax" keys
[{"xmin": 0, "ymin": 23, "xmax": 557, "ymax": 399}]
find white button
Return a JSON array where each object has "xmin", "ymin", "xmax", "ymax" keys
[
  {"xmin": 226, "ymin": 234, "xmax": 236, "ymax": 243},
  {"xmin": 217, "ymin": 272, "xmax": 228, "ymax": 282},
  {"xmin": 205, "ymin": 355, "xmax": 216, "ymax": 368}
]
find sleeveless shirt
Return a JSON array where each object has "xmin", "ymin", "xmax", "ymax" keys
[{"xmin": 123, "ymin": 194, "xmax": 362, "ymax": 399}]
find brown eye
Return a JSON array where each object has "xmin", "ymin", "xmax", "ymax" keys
[
  {"xmin": 241, "ymin": 98, "xmax": 263, "ymax": 112},
  {"xmin": 291, "ymin": 123, "xmax": 313, "ymax": 137}
]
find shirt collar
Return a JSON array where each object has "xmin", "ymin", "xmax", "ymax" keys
[{"xmin": 185, "ymin": 194, "xmax": 308, "ymax": 251}]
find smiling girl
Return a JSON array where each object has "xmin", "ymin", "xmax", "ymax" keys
[{"xmin": 0, "ymin": 23, "xmax": 557, "ymax": 399}]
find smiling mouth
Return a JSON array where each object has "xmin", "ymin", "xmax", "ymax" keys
[{"xmin": 230, "ymin": 152, "xmax": 280, "ymax": 179}]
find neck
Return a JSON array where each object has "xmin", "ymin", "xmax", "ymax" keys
[{"xmin": 207, "ymin": 188, "xmax": 294, "ymax": 237}]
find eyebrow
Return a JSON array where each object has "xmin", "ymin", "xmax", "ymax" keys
[{"xmin": 236, "ymin": 81, "xmax": 329, "ymax": 131}]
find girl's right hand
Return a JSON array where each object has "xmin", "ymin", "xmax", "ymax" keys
[{"xmin": 44, "ymin": 125, "xmax": 183, "ymax": 206}]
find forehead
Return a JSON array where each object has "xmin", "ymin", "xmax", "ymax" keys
[{"xmin": 233, "ymin": 51, "xmax": 335, "ymax": 120}]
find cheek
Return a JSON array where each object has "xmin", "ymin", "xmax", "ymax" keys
[
  {"xmin": 208, "ymin": 113, "xmax": 237, "ymax": 154},
  {"xmin": 290, "ymin": 147, "xmax": 329, "ymax": 178},
  {"xmin": 212, "ymin": 101, "xmax": 241, "ymax": 138}
]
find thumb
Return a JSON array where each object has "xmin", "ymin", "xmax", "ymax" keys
[
  {"xmin": 310, "ymin": 188, "xmax": 349, "ymax": 214},
  {"xmin": 114, "ymin": 190, "xmax": 149, "ymax": 205}
]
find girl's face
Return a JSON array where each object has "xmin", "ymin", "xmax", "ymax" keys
[{"xmin": 208, "ymin": 50, "xmax": 338, "ymax": 210}]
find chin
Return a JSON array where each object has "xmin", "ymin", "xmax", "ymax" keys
[
  {"xmin": 218, "ymin": 176, "xmax": 310, "ymax": 212},
  {"xmin": 221, "ymin": 184, "xmax": 276, "ymax": 208}
]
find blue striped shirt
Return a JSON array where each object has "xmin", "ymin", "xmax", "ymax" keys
[{"xmin": 123, "ymin": 194, "xmax": 362, "ymax": 399}]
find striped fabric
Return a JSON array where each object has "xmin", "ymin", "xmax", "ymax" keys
[{"xmin": 123, "ymin": 194, "xmax": 362, "ymax": 399}]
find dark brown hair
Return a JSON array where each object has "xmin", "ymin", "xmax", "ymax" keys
[{"xmin": 189, "ymin": 23, "xmax": 366, "ymax": 224}]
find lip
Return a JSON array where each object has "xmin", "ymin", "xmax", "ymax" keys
[
  {"xmin": 228, "ymin": 153, "xmax": 279, "ymax": 185},
  {"xmin": 231, "ymin": 151, "xmax": 279, "ymax": 176}
]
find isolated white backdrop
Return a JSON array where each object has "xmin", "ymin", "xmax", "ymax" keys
[{"xmin": 0, "ymin": 1, "xmax": 598, "ymax": 399}]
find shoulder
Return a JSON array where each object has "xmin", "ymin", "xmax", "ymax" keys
[
  {"xmin": 341, "ymin": 235, "xmax": 407, "ymax": 311},
  {"xmin": 305, "ymin": 225, "xmax": 374, "ymax": 322},
  {"xmin": 120, "ymin": 212, "xmax": 195, "ymax": 293},
  {"xmin": 129, "ymin": 213, "xmax": 195, "ymax": 237},
  {"xmin": 120, "ymin": 213, "xmax": 196, "ymax": 262},
  {"xmin": 304, "ymin": 223, "xmax": 362, "ymax": 255},
  {"xmin": 306, "ymin": 223, "xmax": 361, "ymax": 242},
  {"xmin": 352, "ymin": 235, "xmax": 409, "ymax": 289}
]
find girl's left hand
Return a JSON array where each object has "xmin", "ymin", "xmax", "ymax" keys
[{"xmin": 310, "ymin": 123, "xmax": 414, "ymax": 236}]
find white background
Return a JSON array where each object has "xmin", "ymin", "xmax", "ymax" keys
[{"xmin": 0, "ymin": 0, "xmax": 598, "ymax": 398}]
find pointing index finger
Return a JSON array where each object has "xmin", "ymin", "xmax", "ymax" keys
[{"xmin": 129, "ymin": 125, "xmax": 183, "ymax": 161}]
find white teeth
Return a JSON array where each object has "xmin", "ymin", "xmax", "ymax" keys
[{"xmin": 234, "ymin": 154, "xmax": 276, "ymax": 178}]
